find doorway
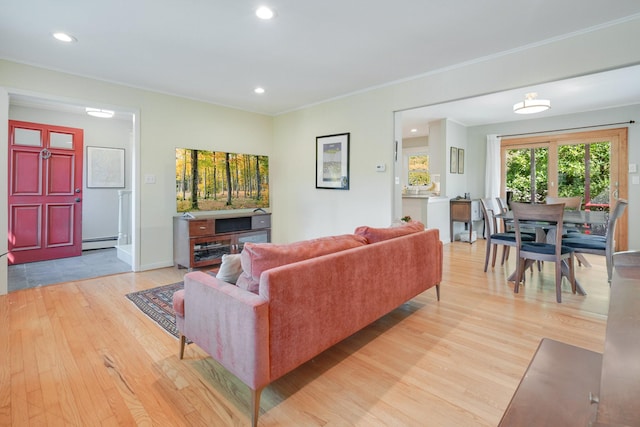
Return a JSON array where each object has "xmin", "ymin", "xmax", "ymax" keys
[{"xmin": 2, "ymin": 92, "xmax": 139, "ymax": 293}]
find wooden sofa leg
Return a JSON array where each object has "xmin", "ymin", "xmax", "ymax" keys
[
  {"xmin": 251, "ymin": 387, "xmax": 263, "ymax": 427},
  {"xmin": 179, "ymin": 334, "xmax": 187, "ymax": 359},
  {"xmin": 435, "ymin": 284, "xmax": 440, "ymax": 301}
]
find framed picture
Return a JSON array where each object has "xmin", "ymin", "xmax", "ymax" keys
[
  {"xmin": 87, "ymin": 146, "xmax": 125, "ymax": 188},
  {"xmin": 458, "ymin": 148, "xmax": 465, "ymax": 174},
  {"xmin": 450, "ymin": 147, "xmax": 458, "ymax": 174},
  {"xmin": 316, "ymin": 133, "xmax": 350, "ymax": 190}
]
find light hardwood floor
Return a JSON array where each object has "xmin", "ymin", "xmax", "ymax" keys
[{"xmin": 0, "ymin": 242, "xmax": 609, "ymax": 426}]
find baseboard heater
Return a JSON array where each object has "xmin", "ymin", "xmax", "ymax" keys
[{"xmin": 83, "ymin": 236, "xmax": 118, "ymax": 243}]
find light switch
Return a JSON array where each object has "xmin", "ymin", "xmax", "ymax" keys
[
  {"xmin": 375, "ymin": 163, "xmax": 386, "ymax": 172},
  {"xmin": 633, "ymin": 175, "xmax": 640, "ymax": 185},
  {"xmin": 144, "ymin": 174, "xmax": 156, "ymax": 184},
  {"xmin": 629, "ymin": 163, "xmax": 638, "ymax": 173}
]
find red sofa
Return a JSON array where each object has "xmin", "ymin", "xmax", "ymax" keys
[{"xmin": 173, "ymin": 222, "xmax": 443, "ymax": 426}]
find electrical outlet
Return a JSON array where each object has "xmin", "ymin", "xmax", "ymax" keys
[
  {"xmin": 144, "ymin": 174, "xmax": 156, "ymax": 184},
  {"xmin": 629, "ymin": 163, "xmax": 638, "ymax": 173}
]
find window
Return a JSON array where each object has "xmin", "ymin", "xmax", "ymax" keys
[{"xmin": 408, "ymin": 153, "xmax": 430, "ymax": 185}]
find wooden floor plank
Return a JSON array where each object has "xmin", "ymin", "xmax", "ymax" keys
[{"xmin": 1, "ymin": 243, "xmax": 610, "ymax": 426}]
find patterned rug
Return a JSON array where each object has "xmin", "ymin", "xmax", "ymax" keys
[{"xmin": 126, "ymin": 282, "xmax": 184, "ymax": 339}]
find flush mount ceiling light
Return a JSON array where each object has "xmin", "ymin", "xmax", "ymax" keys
[
  {"xmin": 52, "ymin": 32, "xmax": 77, "ymax": 43},
  {"xmin": 513, "ymin": 92, "xmax": 551, "ymax": 114},
  {"xmin": 85, "ymin": 107, "xmax": 114, "ymax": 118},
  {"xmin": 254, "ymin": 87, "xmax": 266, "ymax": 94},
  {"xmin": 256, "ymin": 6, "xmax": 275, "ymax": 20}
]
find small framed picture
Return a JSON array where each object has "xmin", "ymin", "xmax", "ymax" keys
[
  {"xmin": 458, "ymin": 148, "xmax": 465, "ymax": 174},
  {"xmin": 87, "ymin": 146, "xmax": 125, "ymax": 188},
  {"xmin": 450, "ymin": 147, "xmax": 458, "ymax": 174},
  {"xmin": 316, "ymin": 133, "xmax": 350, "ymax": 190}
]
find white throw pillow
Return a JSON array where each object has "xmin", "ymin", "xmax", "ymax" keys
[{"xmin": 216, "ymin": 254, "xmax": 243, "ymax": 284}]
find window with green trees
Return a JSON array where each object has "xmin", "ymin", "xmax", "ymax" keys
[{"xmin": 505, "ymin": 141, "xmax": 610, "ymax": 209}]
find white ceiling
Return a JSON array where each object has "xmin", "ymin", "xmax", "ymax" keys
[
  {"xmin": 400, "ymin": 64, "xmax": 640, "ymax": 138},
  {"xmin": 2, "ymin": 0, "xmax": 640, "ymax": 123}
]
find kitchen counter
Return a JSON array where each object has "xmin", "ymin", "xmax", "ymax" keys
[{"xmin": 402, "ymin": 196, "xmax": 450, "ymax": 242}]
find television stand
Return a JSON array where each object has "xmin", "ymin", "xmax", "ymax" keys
[{"xmin": 173, "ymin": 212, "xmax": 271, "ymax": 270}]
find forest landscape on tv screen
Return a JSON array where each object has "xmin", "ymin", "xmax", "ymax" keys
[{"xmin": 176, "ymin": 148, "xmax": 269, "ymax": 212}]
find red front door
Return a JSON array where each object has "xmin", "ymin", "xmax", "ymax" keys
[{"xmin": 8, "ymin": 120, "xmax": 83, "ymax": 264}]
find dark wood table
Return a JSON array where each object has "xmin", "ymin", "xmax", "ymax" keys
[
  {"xmin": 496, "ymin": 209, "xmax": 608, "ymax": 296},
  {"xmin": 499, "ymin": 251, "xmax": 640, "ymax": 426}
]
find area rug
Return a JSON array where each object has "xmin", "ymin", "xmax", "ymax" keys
[{"xmin": 126, "ymin": 282, "xmax": 184, "ymax": 339}]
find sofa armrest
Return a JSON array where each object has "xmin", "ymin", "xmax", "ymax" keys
[{"xmin": 182, "ymin": 271, "xmax": 270, "ymax": 390}]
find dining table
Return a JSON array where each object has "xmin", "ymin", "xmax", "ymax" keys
[{"xmin": 495, "ymin": 209, "xmax": 609, "ymax": 296}]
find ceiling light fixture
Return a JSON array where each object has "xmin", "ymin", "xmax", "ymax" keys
[
  {"xmin": 256, "ymin": 6, "xmax": 275, "ymax": 20},
  {"xmin": 254, "ymin": 87, "xmax": 265, "ymax": 94},
  {"xmin": 52, "ymin": 32, "xmax": 77, "ymax": 43},
  {"xmin": 513, "ymin": 92, "xmax": 551, "ymax": 114},
  {"xmin": 85, "ymin": 107, "xmax": 115, "ymax": 118},
  {"xmin": 410, "ymin": 128, "xmax": 418, "ymax": 133}
]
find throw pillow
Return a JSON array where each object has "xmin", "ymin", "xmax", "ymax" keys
[
  {"xmin": 216, "ymin": 253, "xmax": 243, "ymax": 284},
  {"xmin": 236, "ymin": 234, "xmax": 368, "ymax": 293},
  {"xmin": 354, "ymin": 220, "xmax": 424, "ymax": 244}
]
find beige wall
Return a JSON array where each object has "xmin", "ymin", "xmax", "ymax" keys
[
  {"xmin": 1, "ymin": 61, "xmax": 272, "ymax": 289},
  {"xmin": 2, "ymin": 16, "xmax": 640, "ymax": 294},
  {"xmin": 272, "ymin": 18, "xmax": 640, "ymax": 244}
]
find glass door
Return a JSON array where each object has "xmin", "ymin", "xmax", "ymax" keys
[{"xmin": 501, "ymin": 128, "xmax": 628, "ymax": 250}]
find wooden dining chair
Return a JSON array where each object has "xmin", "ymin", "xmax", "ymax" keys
[
  {"xmin": 511, "ymin": 202, "xmax": 576, "ymax": 303},
  {"xmin": 562, "ymin": 199, "xmax": 628, "ymax": 283},
  {"xmin": 546, "ymin": 195, "xmax": 589, "ymax": 266},
  {"xmin": 545, "ymin": 196, "xmax": 582, "ymax": 210},
  {"xmin": 480, "ymin": 198, "xmax": 535, "ymax": 272}
]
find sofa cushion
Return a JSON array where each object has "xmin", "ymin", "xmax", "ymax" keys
[
  {"xmin": 354, "ymin": 220, "xmax": 424, "ymax": 244},
  {"xmin": 236, "ymin": 234, "xmax": 368, "ymax": 293},
  {"xmin": 216, "ymin": 253, "xmax": 243, "ymax": 284}
]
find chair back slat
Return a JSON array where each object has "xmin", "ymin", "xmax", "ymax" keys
[
  {"xmin": 546, "ymin": 196, "xmax": 582, "ymax": 210},
  {"xmin": 480, "ymin": 198, "xmax": 500, "ymax": 235}
]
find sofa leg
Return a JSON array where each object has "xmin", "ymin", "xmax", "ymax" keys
[
  {"xmin": 251, "ymin": 387, "xmax": 263, "ymax": 427},
  {"xmin": 179, "ymin": 334, "xmax": 187, "ymax": 359},
  {"xmin": 435, "ymin": 284, "xmax": 440, "ymax": 301}
]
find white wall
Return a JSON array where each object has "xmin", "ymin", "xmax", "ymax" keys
[
  {"xmin": 2, "ymin": 16, "xmax": 640, "ymax": 294},
  {"xmin": 1, "ymin": 59, "xmax": 273, "ymax": 280},
  {"xmin": 273, "ymin": 18, "xmax": 640, "ymax": 244},
  {"xmin": 9, "ymin": 105, "xmax": 133, "ymax": 248},
  {"xmin": 0, "ymin": 88, "xmax": 8, "ymax": 295}
]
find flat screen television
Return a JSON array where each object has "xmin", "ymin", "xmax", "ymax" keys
[{"xmin": 176, "ymin": 148, "xmax": 269, "ymax": 212}]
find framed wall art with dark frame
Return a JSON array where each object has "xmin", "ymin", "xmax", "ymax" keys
[
  {"xmin": 316, "ymin": 132, "xmax": 350, "ymax": 190},
  {"xmin": 458, "ymin": 148, "xmax": 465, "ymax": 174},
  {"xmin": 87, "ymin": 146, "xmax": 125, "ymax": 188},
  {"xmin": 450, "ymin": 146, "xmax": 458, "ymax": 174}
]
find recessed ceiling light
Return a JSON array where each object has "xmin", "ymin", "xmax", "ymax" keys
[
  {"xmin": 86, "ymin": 107, "xmax": 114, "ymax": 118},
  {"xmin": 52, "ymin": 32, "xmax": 77, "ymax": 43},
  {"xmin": 254, "ymin": 87, "xmax": 266, "ymax": 94},
  {"xmin": 256, "ymin": 6, "xmax": 275, "ymax": 20}
]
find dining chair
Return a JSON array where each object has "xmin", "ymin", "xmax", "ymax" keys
[
  {"xmin": 545, "ymin": 196, "xmax": 582, "ymax": 210},
  {"xmin": 480, "ymin": 198, "xmax": 534, "ymax": 272},
  {"xmin": 511, "ymin": 202, "xmax": 576, "ymax": 303},
  {"xmin": 495, "ymin": 197, "xmax": 513, "ymax": 232},
  {"xmin": 562, "ymin": 199, "xmax": 628, "ymax": 283},
  {"xmin": 546, "ymin": 195, "xmax": 589, "ymax": 266}
]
